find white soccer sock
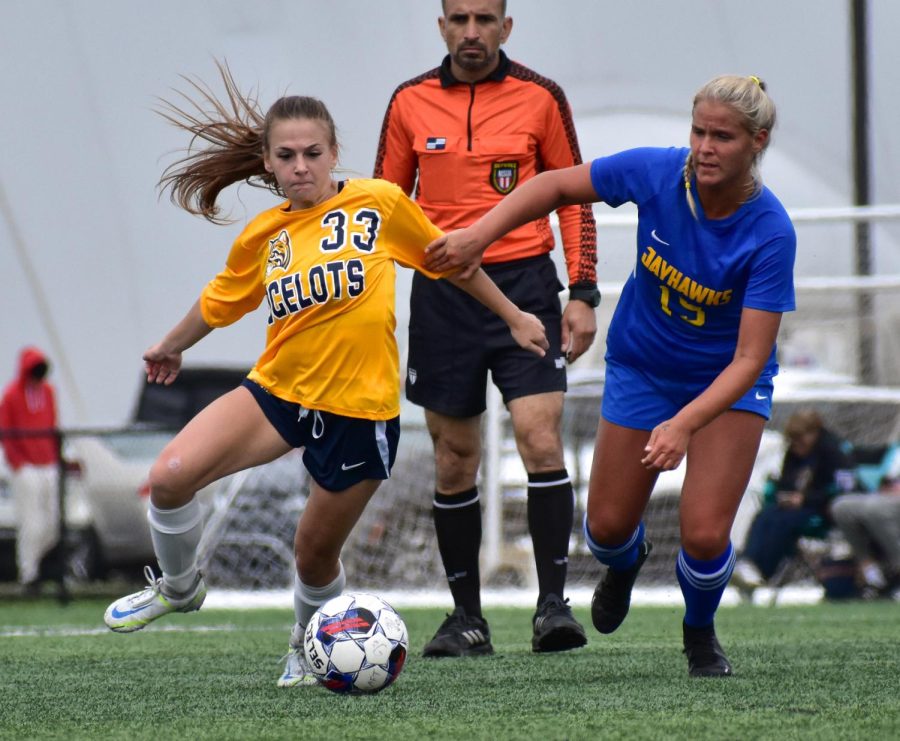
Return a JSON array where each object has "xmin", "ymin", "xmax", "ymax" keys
[
  {"xmin": 148, "ymin": 499, "xmax": 204, "ymax": 594},
  {"xmin": 292, "ymin": 562, "xmax": 346, "ymax": 646}
]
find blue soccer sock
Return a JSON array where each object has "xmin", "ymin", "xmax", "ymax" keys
[
  {"xmin": 677, "ymin": 542, "xmax": 736, "ymax": 628},
  {"xmin": 583, "ymin": 517, "xmax": 645, "ymax": 571}
]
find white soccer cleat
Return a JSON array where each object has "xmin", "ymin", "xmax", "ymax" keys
[
  {"xmin": 277, "ymin": 646, "xmax": 318, "ymax": 688},
  {"xmin": 731, "ymin": 559, "xmax": 764, "ymax": 591},
  {"xmin": 104, "ymin": 565, "xmax": 206, "ymax": 633}
]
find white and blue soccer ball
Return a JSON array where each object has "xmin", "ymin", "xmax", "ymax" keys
[{"xmin": 303, "ymin": 592, "xmax": 409, "ymax": 694}]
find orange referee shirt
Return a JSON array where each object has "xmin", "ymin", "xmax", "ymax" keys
[{"xmin": 374, "ymin": 50, "xmax": 597, "ymax": 286}]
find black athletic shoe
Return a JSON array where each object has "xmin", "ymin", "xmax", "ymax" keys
[
  {"xmin": 591, "ymin": 540, "xmax": 653, "ymax": 634},
  {"xmin": 682, "ymin": 622, "xmax": 733, "ymax": 677},
  {"xmin": 422, "ymin": 606, "xmax": 494, "ymax": 658},
  {"xmin": 531, "ymin": 594, "xmax": 587, "ymax": 653}
]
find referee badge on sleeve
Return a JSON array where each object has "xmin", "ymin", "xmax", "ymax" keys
[{"xmin": 490, "ymin": 161, "xmax": 519, "ymax": 195}]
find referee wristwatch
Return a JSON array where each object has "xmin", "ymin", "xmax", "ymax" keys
[{"xmin": 568, "ymin": 282, "xmax": 601, "ymax": 308}]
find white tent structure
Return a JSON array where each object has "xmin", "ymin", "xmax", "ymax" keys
[{"xmin": 2, "ymin": 0, "xmax": 899, "ymax": 425}]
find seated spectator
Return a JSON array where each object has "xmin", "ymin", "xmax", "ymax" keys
[
  {"xmin": 732, "ymin": 410, "xmax": 856, "ymax": 591},
  {"xmin": 830, "ymin": 446, "xmax": 900, "ymax": 599}
]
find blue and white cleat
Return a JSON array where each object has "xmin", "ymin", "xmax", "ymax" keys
[
  {"xmin": 277, "ymin": 623, "xmax": 317, "ymax": 687},
  {"xmin": 277, "ymin": 646, "xmax": 317, "ymax": 688},
  {"xmin": 104, "ymin": 565, "xmax": 206, "ymax": 633}
]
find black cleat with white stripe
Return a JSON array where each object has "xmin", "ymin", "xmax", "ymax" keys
[{"xmin": 422, "ymin": 606, "xmax": 494, "ymax": 658}]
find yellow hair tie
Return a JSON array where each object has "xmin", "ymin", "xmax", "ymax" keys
[{"xmin": 749, "ymin": 75, "xmax": 762, "ymax": 87}]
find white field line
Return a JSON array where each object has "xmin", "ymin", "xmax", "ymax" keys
[
  {"xmin": 202, "ymin": 585, "xmax": 823, "ymax": 610},
  {"xmin": 0, "ymin": 586, "xmax": 823, "ymax": 637},
  {"xmin": 0, "ymin": 623, "xmax": 246, "ymax": 639}
]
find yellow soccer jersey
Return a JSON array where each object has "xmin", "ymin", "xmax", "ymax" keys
[{"xmin": 199, "ymin": 178, "xmax": 448, "ymax": 420}]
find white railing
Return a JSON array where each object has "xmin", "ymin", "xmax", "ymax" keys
[{"xmin": 579, "ymin": 203, "xmax": 900, "ymax": 299}]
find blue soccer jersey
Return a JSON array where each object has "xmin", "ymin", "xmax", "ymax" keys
[{"xmin": 590, "ymin": 147, "xmax": 796, "ymax": 385}]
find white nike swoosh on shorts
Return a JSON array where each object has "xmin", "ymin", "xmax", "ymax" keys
[
  {"xmin": 341, "ymin": 461, "xmax": 366, "ymax": 471},
  {"xmin": 754, "ymin": 392, "xmax": 768, "ymax": 400}
]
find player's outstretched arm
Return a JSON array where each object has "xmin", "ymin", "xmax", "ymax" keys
[
  {"xmin": 447, "ymin": 270, "xmax": 548, "ymax": 357},
  {"xmin": 143, "ymin": 300, "xmax": 214, "ymax": 385},
  {"xmin": 425, "ymin": 163, "xmax": 598, "ymax": 278}
]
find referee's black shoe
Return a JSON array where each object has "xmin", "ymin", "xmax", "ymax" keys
[
  {"xmin": 682, "ymin": 622, "xmax": 733, "ymax": 677},
  {"xmin": 531, "ymin": 594, "xmax": 587, "ymax": 653},
  {"xmin": 422, "ymin": 606, "xmax": 494, "ymax": 658},
  {"xmin": 591, "ymin": 540, "xmax": 653, "ymax": 634}
]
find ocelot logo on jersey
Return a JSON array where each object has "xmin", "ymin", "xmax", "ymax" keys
[
  {"xmin": 491, "ymin": 161, "xmax": 519, "ymax": 195},
  {"xmin": 266, "ymin": 230, "xmax": 292, "ymax": 276}
]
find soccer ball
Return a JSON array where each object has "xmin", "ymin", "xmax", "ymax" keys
[{"xmin": 303, "ymin": 592, "xmax": 409, "ymax": 694}]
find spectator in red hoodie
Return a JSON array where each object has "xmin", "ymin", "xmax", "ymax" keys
[{"xmin": 0, "ymin": 347, "xmax": 60, "ymax": 592}]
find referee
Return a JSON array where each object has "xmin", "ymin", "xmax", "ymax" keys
[{"xmin": 375, "ymin": 0, "xmax": 598, "ymax": 657}]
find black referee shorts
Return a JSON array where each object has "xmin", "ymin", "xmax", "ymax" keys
[{"xmin": 405, "ymin": 253, "xmax": 566, "ymax": 418}]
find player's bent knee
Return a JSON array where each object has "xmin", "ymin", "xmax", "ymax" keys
[
  {"xmin": 296, "ymin": 554, "xmax": 340, "ymax": 586},
  {"xmin": 434, "ymin": 442, "xmax": 479, "ymax": 469},
  {"xmin": 585, "ymin": 514, "xmax": 631, "ymax": 546},
  {"xmin": 681, "ymin": 529, "xmax": 730, "ymax": 560},
  {"xmin": 295, "ymin": 540, "xmax": 342, "ymax": 584},
  {"xmin": 434, "ymin": 451, "xmax": 479, "ymax": 491},
  {"xmin": 147, "ymin": 456, "xmax": 199, "ymax": 508},
  {"xmin": 516, "ymin": 431, "xmax": 564, "ymax": 469}
]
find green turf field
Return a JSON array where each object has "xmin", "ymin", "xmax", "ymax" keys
[{"xmin": 1, "ymin": 598, "xmax": 898, "ymax": 740}]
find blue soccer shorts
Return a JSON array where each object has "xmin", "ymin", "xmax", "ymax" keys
[
  {"xmin": 600, "ymin": 359, "xmax": 774, "ymax": 430},
  {"xmin": 242, "ymin": 379, "xmax": 400, "ymax": 491}
]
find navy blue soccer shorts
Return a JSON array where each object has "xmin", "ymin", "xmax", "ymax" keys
[
  {"xmin": 600, "ymin": 359, "xmax": 774, "ymax": 430},
  {"xmin": 242, "ymin": 379, "xmax": 400, "ymax": 492},
  {"xmin": 406, "ymin": 253, "xmax": 566, "ymax": 418}
]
